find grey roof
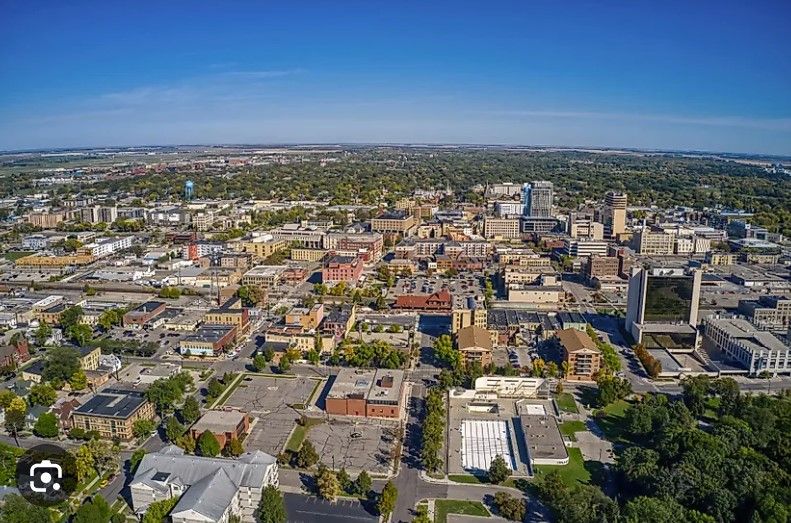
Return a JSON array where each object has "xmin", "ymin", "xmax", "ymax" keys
[
  {"xmin": 74, "ymin": 388, "xmax": 148, "ymax": 419},
  {"xmin": 133, "ymin": 445, "xmax": 277, "ymax": 517}
]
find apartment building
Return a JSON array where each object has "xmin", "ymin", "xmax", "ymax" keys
[
  {"xmin": 456, "ymin": 325, "xmax": 494, "ymax": 368},
  {"xmin": 71, "ymin": 388, "xmax": 156, "ymax": 440},
  {"xmin": 557, "ymin": 329, "xmax": 602, "ymax": 381},
  {"xmin": 484, "ymin": 218, "xmax": 520, "ymax": 239},
  {"xmin": 370, "ymin": 211, "xmax": 416, "ymax": 234}
]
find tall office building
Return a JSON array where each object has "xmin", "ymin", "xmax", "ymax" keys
[
  {"xmin": 625, "ymin": 267, "xmax": 701, "ymax": 348},
  {"xmin": 522, "ymin": 181, "xmax": 554, "ymax": 218},
  {"xmin": 184, "ymin": 180, "xmax": 195, "ymax": 200},
  {"xmin": 603, "ymin": 191, "xmax": 627, "ymax": 238}
]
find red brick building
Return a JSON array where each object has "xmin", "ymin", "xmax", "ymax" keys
[
  {"xmin": 325, "ymin": 368, "xmax": 405, "ymax": 419},
  {"xmin": 0, "ymin": 337, "xmax": 30, "ymax": 369},
  {"xmin": 394, "ymin": 288, "xmax": 452, "ymax": 311},
  {"xmin": 123, "ymin": 301, "xmax": 167, "ymax": 328},
  {"xmin": 189, "ymin": 409, "xmax": 250, "ymax": 448},
  {"xmin": 322, "ymin": 255, "xmax": 363, "ymax": 284}
]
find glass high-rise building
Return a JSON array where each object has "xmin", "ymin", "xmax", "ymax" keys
[{"xmin": 522, "ymin": 181, "xmax": 553, "ymax": 218}]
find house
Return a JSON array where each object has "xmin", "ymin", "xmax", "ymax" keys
[
  {"xmin": 130, "ymin": 445, "xmax": 278, "ymax": 522},
  {"xmin": 189, "ymin": 409, "xmax": 250, "ymax": 448},
  {"xmin": 556, "ymin": 329, "xmax": 602, "ymax": 382},
  {"xmin": 0, "ymin": 337, "xmax": 30, "ymax": 369},
  {"xmin": 455, "ymin": 325, "xmax": 494, "ymax": 368}
]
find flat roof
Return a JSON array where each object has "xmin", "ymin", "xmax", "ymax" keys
[
  {"xmin": 519, "ymin": 414, "xmax": 568, "ymax": 462},
  {"xmin": 327, "ymin": 368, "xmax": 404, "ymax": 404},
  {"xmin": 460, "ymin": 419, "xmax": 517, "ymax": 472},
  {"xmin": 74, "ymin": 388, "xmax": 148, "ymax": 419},
  {"xmin": 191, "ymin": 410, "xmax": 247, "ymax": 434},
  {"xmin": 184, "ymin": 324, "xmax": 235, "ymax": 343}
]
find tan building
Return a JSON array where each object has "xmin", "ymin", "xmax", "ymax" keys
[
  {"xmin": 16, "ymin": 253, "xmax": 95, "ymax": 267},
  {"xmin": 371, "ymin": 211, "xmax": 416, "ymax": 234},
  {"xmin": 583, "ymin": 255, "xmax": 620, "ymax": 281},
  {"xmin": 285, "ymin": 304, "xmax": 324, "ymax": 330},
  {"xmin": 484, "ymin": 218, "xmax": 520, "ymax": 240},
  {"xmin": 634, "ymin": 228, "xmax": 675, "ymax": 255},
  {"xmin": 603, "ymin": 191, "xmax": 627, "ymax": 238},
  {"xmin": 27, "ymin": 211, "xmax": 66, "ymax": 228},
  {"xmin": 240, "ymin": 238, "xmax": 287, "ymax": 259},
  {"xmin": 290, "ymin": 248, "xmax": 328, "ymax": 262},
  {"xmin": 451, "ymin": 307, "xmax": 487, "ymax": 334},
  {"xmin": 71, "ymin": 388, "xmax": 156, "ymax": 440},
  {"xmin": 557, "ymin": 328, "xmax": 602, "ymax": 381},
  {"xmin": 456, "ymin": 325, "xmax": 493, "ymax": 368},
  {"xmin": 203, "ymin": 297, "xmax": 250, "ymax": 339}
]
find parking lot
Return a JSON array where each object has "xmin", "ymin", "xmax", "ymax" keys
[
  {"xmin": 284, "ymin": 493, "xmax": 377, "ymax": 523},
  {"xmin": 306, "ymin": 418, "xmax": 397, "ymax": 475},
  {"xmin": 220, "ymin": 375, "xmax": 323, "ymax": 455},
  {"xmin": 393, "ymin": 274, "xmax": 485, "ymax": 307}
]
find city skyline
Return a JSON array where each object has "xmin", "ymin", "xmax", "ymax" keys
[{"xmin": 1, "ymin": 1, "xmax": 790, "ymax": 154}]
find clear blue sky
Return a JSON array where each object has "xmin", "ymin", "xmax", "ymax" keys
[{"xmin": 1, "ymin": 0, "xmax": 789, "ymax": 154}]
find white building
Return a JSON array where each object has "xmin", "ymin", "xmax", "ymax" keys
[
  {"xmin": 563, "ymin": 239, "xmax": 608, "ymax": 258},
  {"xmin": 83, "ymin": 236, "xmax": 133, "ymax": 258}
]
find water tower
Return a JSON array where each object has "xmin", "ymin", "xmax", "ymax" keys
[{"xmin": 184, "ymin": 179, "xmax": 194, "ymax": 200}]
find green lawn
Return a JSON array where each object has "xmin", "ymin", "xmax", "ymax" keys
[
  {"xmin": 434, "ymin": 500, "xmax": 490, "ymax": 523},
  {"xmin": 3, "ymin": 251, "xmax": 33, "ymax": 261},
  {"xmin": 533, "ymin": 447, "xmax": 590, "ymax": 486},
  {"xmin": 594, "ymin": 399, "xmax": 631, "ymax": 443},
  {"xmin": 285, "ymin": 425, "xmax": 307, "ymax": 452},
  {"xmin": 555, "ymin": 393, "xmax": 579, "ymax": 413},
  {"xmin": 559, "ymin": 420, "xmax": 587, "ymax": 441}
]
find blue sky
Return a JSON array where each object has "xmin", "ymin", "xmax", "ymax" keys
[{"xmin": 1, "ymin": 1, "xmax": 789, "ymax": 154}]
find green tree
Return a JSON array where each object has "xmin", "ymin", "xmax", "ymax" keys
[
  {"xmin": 67, "ymin": 323, "xmax": 93, "ymax": 346},
  {"xmin": 622, "ymin": 496, "xmax": 688, "ymax": 523},
  {"xmin": 197, "ymin": 430, "xmax": 221, "ymax": 457},
  {"xmin": 433, "ymin": 335, "xmax": 460, "ymax": 369},
  {"xmin": 176, "ymin": 433, "xmax": 196, "ymax": 453},
  {"xmin": 42, "ymin": 346, "xmax": 81, "ymax": 383},
  {"xmin": 132, "ymin": 418, "xmax": 157, "ymax": 439},
  {"xmin": 28, "ymin": 383, "xmax": 57, "ymax": 406},
  {"xmin": 130, "ymin": 448, "xmax": 146, "ymax": 473},
  {"xmin": 34, "ymin": 321, "xmax": 52, "ymax": 346},
  {"xmin": 226, "ymin": 437, "xmax": 244, "ymax": 457},
  {"xmin": 141, "ymin": 497, "xmax": 178, "ymax": 523},
  {"xmin": 278, "ymin": 355, "xmax": 292, "ymax": 374},
  {"xmin": 165, "ymin": 416, "xmax": 185, "ymax": 442},
  {"xmin": 494, "ymin": 492, "xmax": 526, "ymax": 522},
  {"xmin": 59, "ymin": 305, "xmax": 84, "ymax": 330},
  {"xmin": 255, "ymin": 485, "xmax": 287, "ymax": 523},
  {"xmin": 0, "ymin": 390, "xmax": 17, "ymax": 409},
  {"xmin": 377, "ymin": 480, "xmax": 398, "ymax": 517},
  {"xmin": 315, "ymin": 464, "xmax": 340, "ymax": 501},
  {"xmin": 488, "ymin": 454, "xmax": 511, "ymax": 484},
  {"xmin": 158, "ymin": 286, "xmax": 182, "ymax": 299},
  {"xmin": 252, "ymin": 353, "xmax": 268, "ymax": 372},
  {"xmin": 74, "ymin": 494, "xmax": 111, "ymax": 523},
  {"xmin": 295, "ymin": 440, "xmax": 319, "ymax": 468},
  {"xmin": 337, "ymin": 467, "xmax": 351, "ymax": 493},
  {"xmin": 354, "ymin": 470, "xmax": 372, "ymax": 497},
  {"xmin": 69, "ymin": 369, "xmax": 88, "ymax": 391},
  {"xmin": 237, "ymin": 285, "xmax": 266, "ymax": 306},
  {"xmin": 0, "ymin": 494, "xmax": 51, "ymax": 523},
  {"xmin": 180, "ymin": 396, "xmax": 201, "ymax": 425},
  {"xmin": 75, "ymin": 444, "xmax": 96, "ymax": 482},
  {"xmin": 206, "ymin": 377, "xmax": 225, "ymax": 399},
  {"xmin": 4, "ymin": 397, "xmax": 27, "ymax": 446},
  {"xmin": 33, "ymin": 412, "xmax": 59, "ymax": 438}
]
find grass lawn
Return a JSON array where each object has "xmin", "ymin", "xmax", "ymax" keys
[
  {"xmin": 533, "ymin": 447, "xmax": 590, "ymax": 486},
  {"xmin": 555, "ymin": 393, "xmax": 579, "ymax": 413},
  {"xmin": 594, "ymin": 399, "xmax": 631, "ymax": 443},
  {"xmin": 285, "ymin": 425, "xmax": 307, "ymax": 452},
  {"xmin": 559, "ymin": 420, "xmax": 587, "ymax": 441},
  {"xmin": 434, "ymin": 499, "xmax": 490, "ymax": 523},
  {"xmin": 3, "ymin": 251, "xmax": 33, "ymax": 261}
]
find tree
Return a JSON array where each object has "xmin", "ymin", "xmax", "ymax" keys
[
  {"xmin": 596, "ymin": 374, "xmax": 632, "ymax": 406},
  {"xmin": 337, "ymin": 467, "xmax": 351, "ymax": 493},
  {"xmin": 681, "ymin": 375, "xmax": 711, "ymax": 418},
  {"xmin": 545, "ymin": 361, "xmax": 559, "ymax": 378},
  {"xmin": 413, "ymin": 504, "xmax": 432, "ymax": 523},
  {"xmin": 87, "ymin": 439, "xmax": 118, "ymax": 477},
  {"xmin": 255, "ymin": 485, "xmax": 287, "ymax": 523},
  {"xmin": 158, "ymin": 286, "xmax": 182, "ymax": 299},
  {"xmin": 377, "ymin": 480, "xmax": 398, "ymax": 517},
  {"xmin": 133, "ymin": 418, "xmax": 157, "ymax": 439},
  {"xmin": 42, "ymin": 346, "xmax": 81, "ymax": 383},
  {"xmin": 165, "ymin": 416, "xmax": 185, "ymax": 442},
  {"xmin": 69, "ymin": 369, "xmax": 88, "ymax": 391},
  {"xmin": 197, "ymin": 430, "xmax": 221, "ymax": 457},
  {"xmin": 307, "ymin": 348, "xmax": 320, "ymax": 365},
  {"xmin": 315, "ymin": 464, "xmax": 340, "ymax": 501},
  {"xmin": 67, "ymin": 323, "xmax": 93, "ymax": 346},
  {"xmin": 141, "ymin": 497, "xmax": 178, "ymax": 523},
  {"xmin": 34, "ymin": 321, "xmax": 52, "ymax": 346},
  {"xmin": 252, "ymin": 353, "xmax": 268, "ymax": 372},
  {"xmin": 74, "ymin": 494, "xmax": 111, "ymax": 523},
  {"xmin": 206, "ymin": 377, "xmax": 225, "ymax": 399},
  {"xmin": 433, "ymin": 335, "xmax": 460, "ymax": 369},
  {"xmin": 4, "ymin": 397, "xmax": 27, "ymax": 445},
  {"xmin": 622, "ymin": 496, "xmax": 688, "ymax": 523},
  {"xmin": 237, "ymin": 285, "xmax": 266, "ymax": 306},
  {"xmin": 354, "ymin": 470, "xmax": 372, "ymax": 497},
  {"xmin": 0, "ymin": 390, "xmax": 16, "ymax": 409},
  {"xmin": 75, "ymin": 444, "xmax": 96, "ymax": 482},
  {"xmin": 278, "ymin": 355, "xmax": 292, "ymax": 374},
  {"xmin": 531, "ymin": 357, "xmax": 546, "ymax": 377},
  {"xmin": 295, "ymin": 440, "xmax": 319, "ymax": 468},
  {"xmin": 226, "ymin": 437, "xmax": 244, "ymax": 457},
  {"xmin": 488, "ymin": 454, "xmax": 511, "ymax": 484},
  {"xmin": 180, "ymin": 396, "xmax": 201, "ymax": 425},
  {"xmin": 176, "ymin": 433, "xmax": 196, "ymax": 453},
  {"xmin": 0, "ymin": 494, "xmax": 51, "ymax": 523},
  {"xmin": 33, "ymin": 412, "xmax": 59, "ymax": 438},
  {"xmin": 28, "ymin": 383, "xmax": 57, "ymax": 406},
  {"xmin": 130, "ymin": 448, "xmax": 146, "ymax": 472},
  {"xmin": 494, "ymin": 492, "xmax": 526, "ymax": 522},
  {"xmin": 59, "ymin": 305, "xmax": 84, "ymax": 330}
]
